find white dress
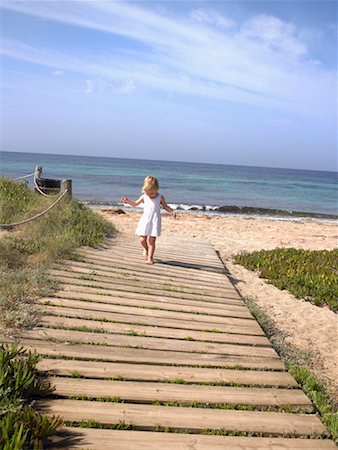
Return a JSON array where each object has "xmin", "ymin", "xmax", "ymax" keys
[{"xmin": 135, "ymin": 193, "xmax": 162, "ymax": 237}]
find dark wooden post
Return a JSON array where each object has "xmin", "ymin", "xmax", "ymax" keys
[{"xmin": 63, "ymin": 179, "xmax": 72, "ymax": 199}]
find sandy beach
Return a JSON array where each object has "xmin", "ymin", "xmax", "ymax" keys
[{"xmin": 100, "ymin": 210, "xmax": 338, "ymax": 397}]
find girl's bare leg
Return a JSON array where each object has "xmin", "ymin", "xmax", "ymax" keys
[
  {"xmin": 139, "ymin": 236, "xmax": 148, "ymax": 259},
  {"xmin": 147, "ymin": 236, "xmax": 156, "ymax": 264}
]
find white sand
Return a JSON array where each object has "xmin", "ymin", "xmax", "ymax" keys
[{"xmin": 101, "ymin": 210, "xmax": 338, "ymax": 396}]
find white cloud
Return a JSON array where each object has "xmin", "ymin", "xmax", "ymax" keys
[
  {"xmin": 0, "ymin": 2, "xmax": 334, "ymax": 118},
  {"xmin": 241, "ymin": 15, "xmax": 308, "ymax": 57},
  {"xmin": 53, "ymin": 70, "xmax": 64, "ymax": 76}
]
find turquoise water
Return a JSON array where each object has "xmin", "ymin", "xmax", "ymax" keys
[{"xmin": 1, "ymin": 151, "xmax": 337, "ymax": 217}]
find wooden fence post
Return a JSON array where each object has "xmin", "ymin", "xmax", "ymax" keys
[
  {"xmin": 35, "ymin": 166, "xmax": 42, "ymax": 179},
  {"xmin": 63, "ymin": 179, "xmax": 72, "ymax": 199},
  {"xmin": 34, "ymin": 166, "xmax": 42, "ymax": 194}
]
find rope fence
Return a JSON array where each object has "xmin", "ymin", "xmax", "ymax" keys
[
  {"xmin": 1, "ymin": 166, "xmax": 72, "ymax": 228},
  {"xmin": 14, "ymin": 172, "xmax": 35, "ymax": 180},
  {"xmin": 0, "ymin": 189, "xmax": 69, "ymax": 228},
  {"xmin": 33, "ymin": 174, "xmax": 62, "ymax": 197}
]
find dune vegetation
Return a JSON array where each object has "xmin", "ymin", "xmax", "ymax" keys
[
  {"xmin": 0, "ymin": 177, "xmax": 115, "ymax": 331},
  {"xmin": 234, "ymin": 248, "xmax": 338, "ymax": 312}
]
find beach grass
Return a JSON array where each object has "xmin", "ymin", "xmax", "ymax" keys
[
  {"xmin": 233, "ymin": 248, "xmax": 338, "ymax": 312},
  {"xmin": 0, "ymin": 177, "xmax": 115, "ymax": 331}
]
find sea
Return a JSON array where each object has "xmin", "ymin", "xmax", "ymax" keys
[{"xmin": 1, "ymin": 151, "xmax": 337, "ymax": 219}]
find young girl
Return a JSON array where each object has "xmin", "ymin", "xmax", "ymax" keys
[{"xmin": 121, "ymin": 176, "xmax": 176, "ymax": 264}]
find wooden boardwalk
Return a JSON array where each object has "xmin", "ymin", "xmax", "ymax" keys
[{"xmin": 4, "ymin": 237, "xmax": 336, "ymax": 449}]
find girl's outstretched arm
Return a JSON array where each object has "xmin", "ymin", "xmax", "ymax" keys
[
  {"xmin": 161, "ymin": 196, "xmax": 176, "ymax": 217},
  {"xmin": 120, "ymin": 195, "xmax": 144, "ymax": 207}
]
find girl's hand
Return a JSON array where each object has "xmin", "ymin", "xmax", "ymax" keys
[{"xmin": 120, "ymin": 197, "xmax": 128, "ymax": 204}]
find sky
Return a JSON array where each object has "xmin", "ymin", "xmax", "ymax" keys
[{"xmin": 0, "ymin": 0, "xmax": 337, "ymax": 171}]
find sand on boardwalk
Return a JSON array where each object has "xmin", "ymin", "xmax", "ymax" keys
[{"xmin": 101, "ymin": 210, "xmax": 338, "ymax": 397}]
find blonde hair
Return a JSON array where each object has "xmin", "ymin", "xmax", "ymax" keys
[{"xmin": 142, "ymin": 176, "xmax": 159, "ymax": 194}]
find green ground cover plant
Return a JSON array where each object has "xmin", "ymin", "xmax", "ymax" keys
[
  {"xmin": 0, "ymin": 177, "xmax": 115, "ymax": 331},
  {"xmin": 233, "ymin": 248, "xmax": 338, "ymax": 312},
  {"xmin": 244, "ymin": 296, "xmax": 337, "ymax": 443},
  {"xmin": 0, "ymin": 344, "xmax": 61, "ymax": 449},
  {"xmin": 289, "ymin": 364, "xmax": 338, "ymax": 441}
]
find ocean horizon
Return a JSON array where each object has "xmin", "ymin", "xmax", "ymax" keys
[{"xmin": 1, "ymin": 151, "xmax": 337, "ymax": 219}]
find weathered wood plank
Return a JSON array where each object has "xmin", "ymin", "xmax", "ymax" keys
[
  {"xmin": 39, "ymin": 297, "xmax": 261, "ymax": 330},
  {"xmin": 81, "ymin": 247, "xmax": 224, "ymax": 268},
  {"xmin": 59, "ymin": 261, "xmax": 236, "ymax": 294},
  {"xmin": 2, "ymin": 338, "xmax": 285, "ymax": 370},
  {"xmin": 37, "ymin": 359, "xmax": 297, "ymax": 387},
  {"xmin": 40, "ymin": 315, "xmax": 272, "ymax": 346},
  {"xmin": 80, "ymin": 252, "xmax": 228, "ymax": 278},
  {"xmin": 27, "ymin": 327, "xmax": 278, "ymax": 358},
  {"xmin": 51, "ymin": 269, "xmax": 237, "ymax": 300},
  {"xmin": 46, "ymin": 276, "xmax": 248, "ymax": 312},
  {"xmin": 50, "ymin": 377, "xmax": 312, "ymax": 408},
  {"xmin": 37, "ymin": 304, "xmax": 266, "ymax": 336},
  {"xmin": 49, "ymin": 428, "xmax": 337, "ymax": 449},
  {"xmin": 55, "ymin": 282, "xmax": 252, "ymax": 318},
  {"xmin": 54, "ymin": 261, "xmax": 243, "ymax": 304},
  {"xmin": 37, "ymin": 400, "xmax": 327, "ymax": 436},
  {"xmin": 54, "ymin": 264, "xmax": 235, "ymax": 295},
  {"xmin": 56, "ymin": 284, "xmax": 243, "ymax": 310},
  {"xmin": 101, "ymin": 248, "xmax": 223, "ymax": 266}
]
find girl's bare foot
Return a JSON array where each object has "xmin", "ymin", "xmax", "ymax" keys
[
  {"xmin": 146, "ymin": 258, "xmax": 154, "ymax": 265},
  {"xmin": 143, "ymin": 249, "xmax": 148, "ymax": 259}
]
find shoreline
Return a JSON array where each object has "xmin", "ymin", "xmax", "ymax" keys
[{"xmin": 87, "ymin": 202, "xmax": 338, "ymax": 222}]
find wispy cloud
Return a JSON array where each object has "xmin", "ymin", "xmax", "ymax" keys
[
  {"xmin": 190, "ymin": 8, "xmax": 236, "ymax": 29},
  {"xmin": 117, "ymin": 79, "xmax": 136, "ymax": 94},
  {"xmin": 1, "ymin": 1, "xmax": 335, "ymax": 117},
  {"xmin": 241, "ymin": 15, "xmax": 308, "ymax": 57},
  {"xmin": 85, "ymin": 79, "xmax": 94, "ymax": 94}
]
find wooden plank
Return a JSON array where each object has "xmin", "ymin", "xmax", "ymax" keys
[
  {"xmin": 51, "ymin": 269, "xmax": 237, "ymax": 299},
  {"xmin": 50, "ymin": 377, "xmax": 312, "ymax": 408},
  {"xmin": 59, "ymin": 261, "xmax": 236, "ymax": 293},
  {"xmin": 37, "ymin": 400, "xmax": 327, "ymax": 436},
  {"xmin": 40, "ymin": 315, "xmax": 272, "ymax": 347},
  {"xmin": 38, "ymin": 297, "xmax": 263, "ymax": 330},
  {"xmin": 57, "ymin": 279, "xmax": 243, "ymax": 307},
  {"xmin": 61, "ymin": 255, "xmax": 232, "ymax": 288},
  {"xmin": 54, "ymin": 264, "xmax": 235, "ymax": 295},
  {"xmin": 81, "ymin": 247, "xmax": 225, "ymax": 268},
  {"xmin": 93, "ymin": 244, "xmax": 221, "ymax": 259},
  {"xmin": 38, "ymin": 359, "xmax": 297, "ymax": 387},
  {"xmin": 56, "ymin": 283, "xmax": 242, "ymax": 307},
  {"xmin": 80, "ymin": 252, "xmax": 228, "ymax": 278},
  {"xmin": 82, "ymin": 256, "xmax": 226, "ymax": 277},
  {"xmin": 37, "ymin": 304, "xmax": 266, "ymax": 336},
  {"xmin": 56, "ymin": 283, "xmax": 252, "ymax": 318},
  {"xmin": 27, "ymin": 327, "xmax": 278, "ymax": 358},
  {"xmin": 49, "ymin": 428, "xmax": 338, "ymax": 449},
  {"xmin": 47, "ymin": 277, "xmax": 246, "ymax": 311},
  {"xmin": 60, "ymin": 259, "xmax": 235, "ymax": 291},
  {"xmin": 102, "ymin": 248, "xmax": 223, "ymax": 265},
  {"xmin": 2, "ymin": 338, "xmax": 285, "ymax": 370}
]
